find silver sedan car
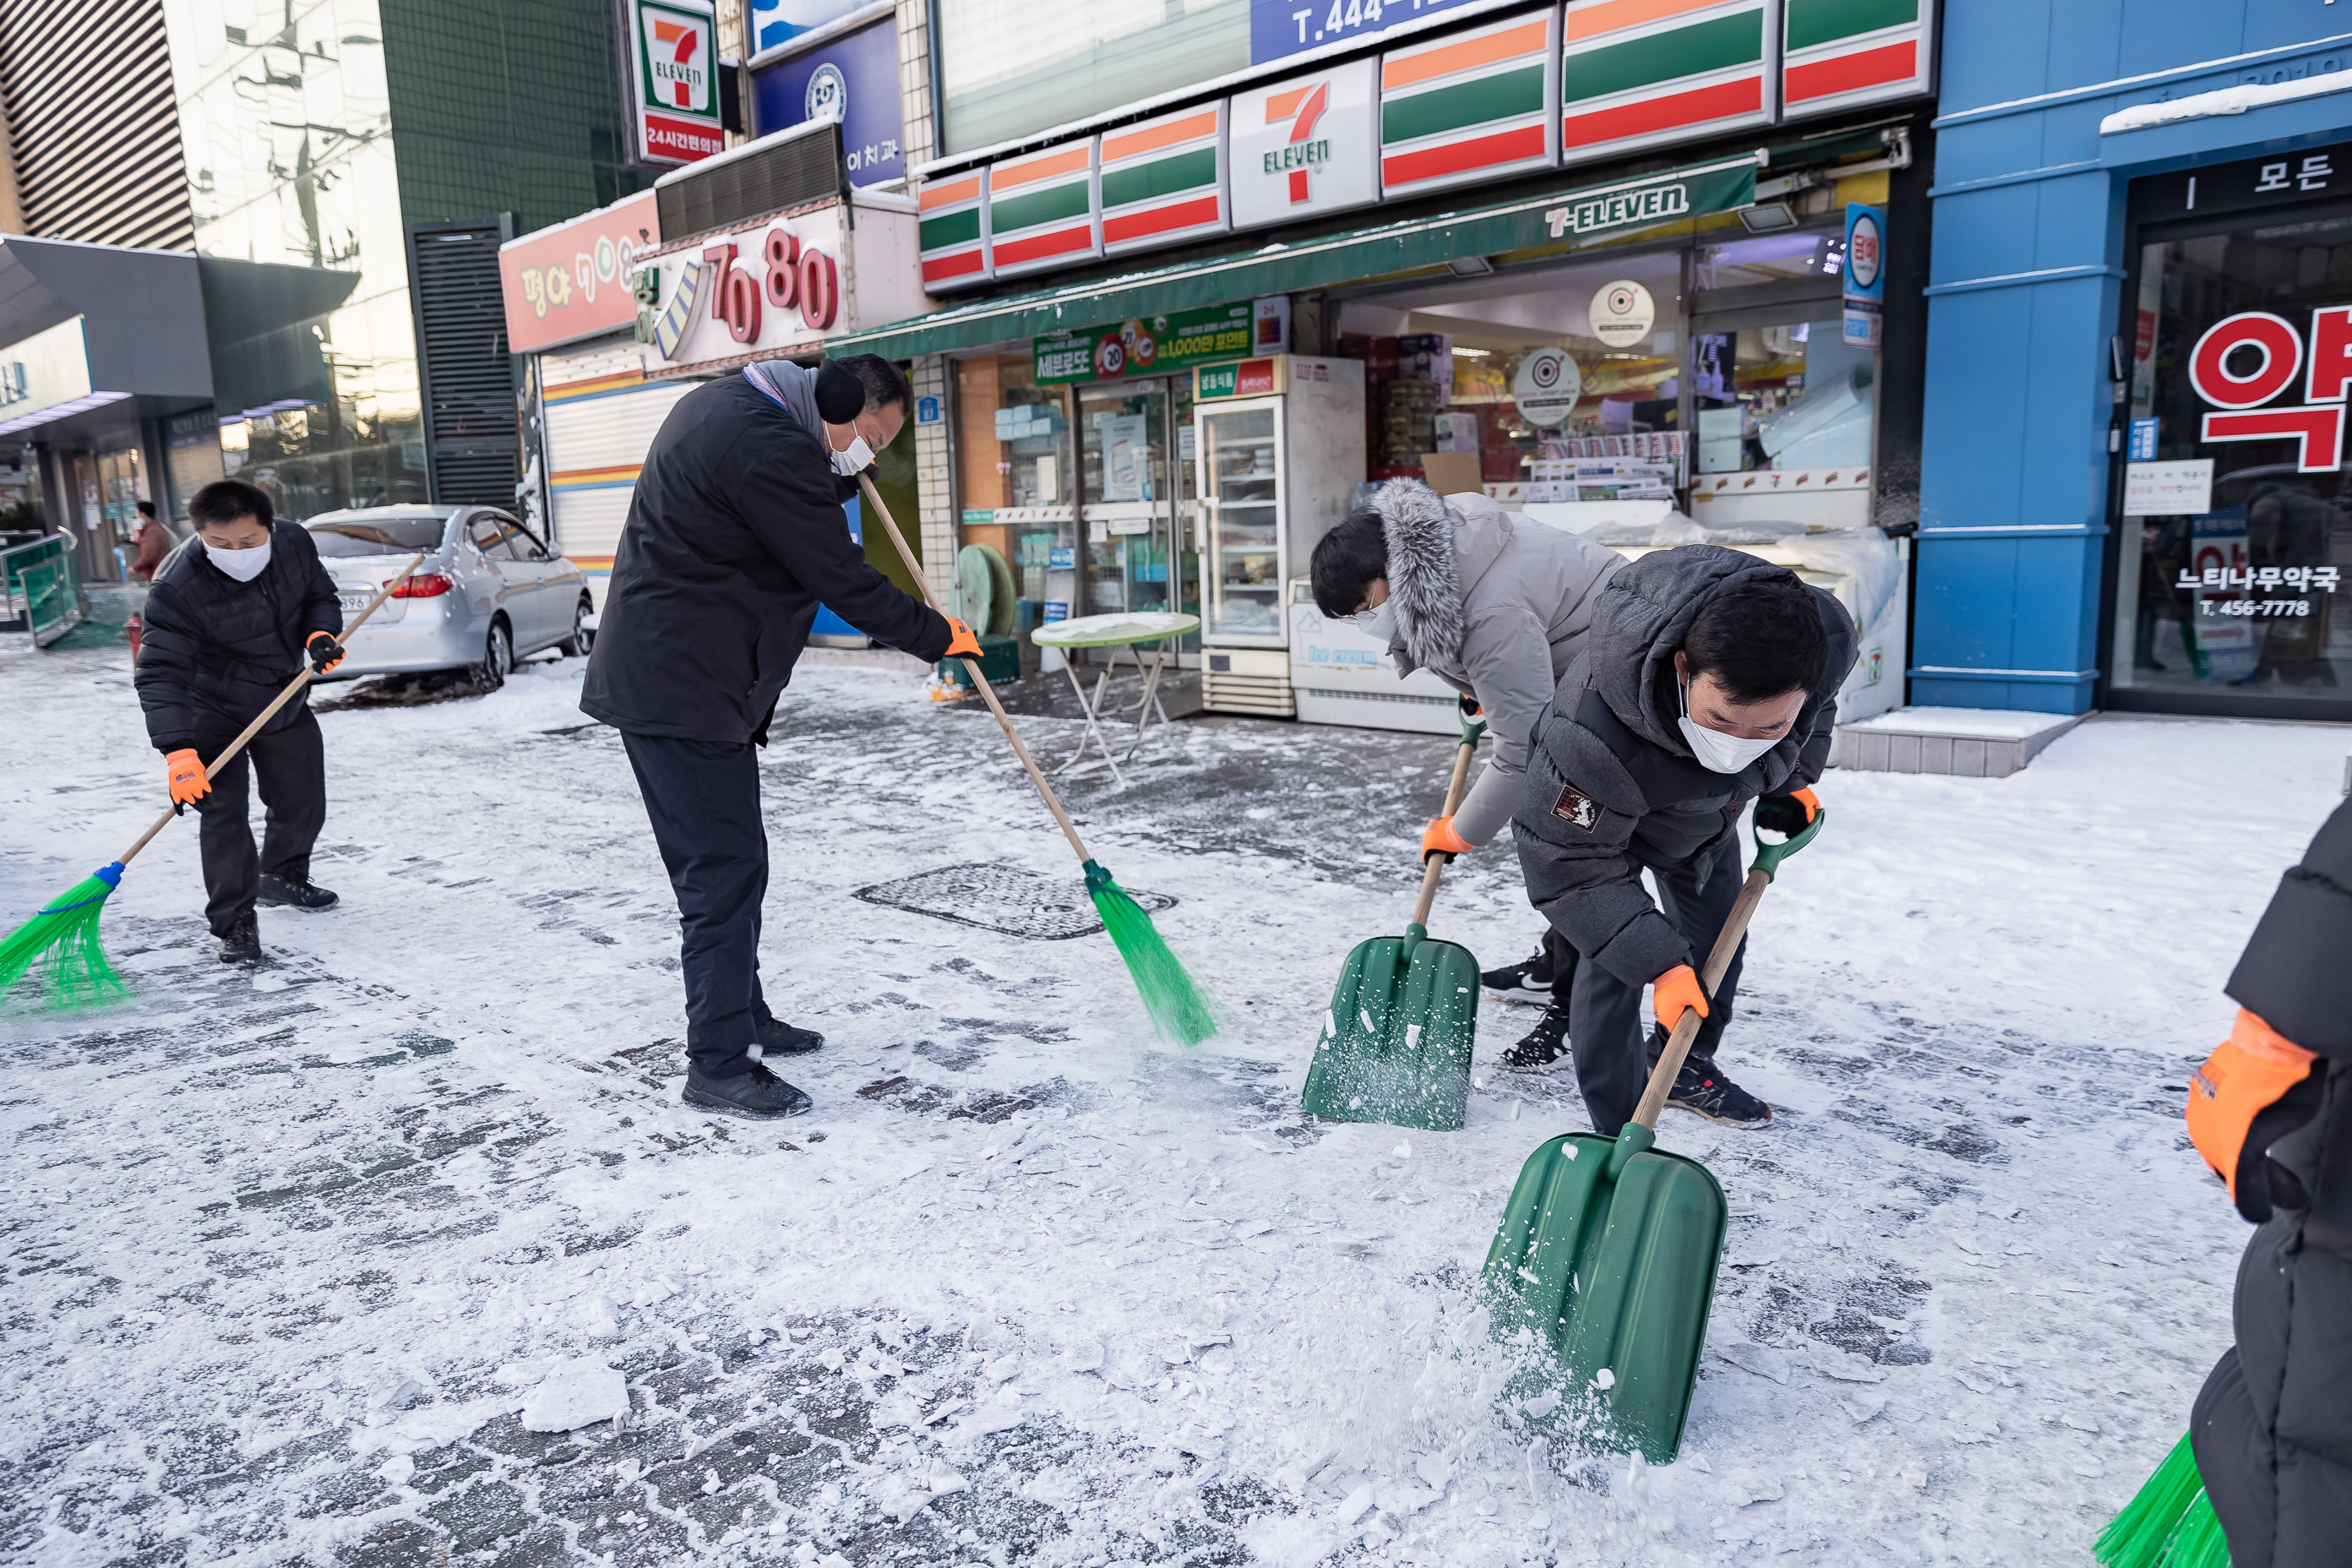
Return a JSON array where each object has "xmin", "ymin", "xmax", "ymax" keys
[{"xmin": 302, "ymin": 504, "xmax": 593, "ymax": 688}]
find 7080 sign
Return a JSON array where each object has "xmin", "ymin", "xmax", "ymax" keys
[{"xmin": 700, "ymin": 226, "xmax": 840, "ymax": 346}]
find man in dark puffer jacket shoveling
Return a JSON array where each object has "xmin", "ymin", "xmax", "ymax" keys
[{"xmin": 1511, "ymin": 545, "xmax": 1854, "ymax": 1133}]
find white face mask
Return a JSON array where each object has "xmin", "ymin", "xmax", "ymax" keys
[
  {"xmin": 1676, "ymin": 673, "xmax": 1785, "ymax": 774},
  {"xmin": 1348, "ymin": 599, "xmax": 1398, "ymax": 643},
  {"xmin": 827, "ymin": 424, "xmax": 874, "ymax": 476},
  {"xmin": 205, "ymin": 536, "xmax": 272, "ymax": 583}
]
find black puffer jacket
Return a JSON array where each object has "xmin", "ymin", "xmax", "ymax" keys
[
  {"xmin": 1510, "ymin": 545, "xmax": 1854, "ymax": 988},
  {"xmin": 134, "ymin": 523, "xmax": 341, "ymax": 754},
  {"xmin": 2192, "ymin": 799, "xmax": 2352, "ymax": 1568},
  {"xmin": 580, "ymin": 365, "xmax": 950, "ymax": 745}
]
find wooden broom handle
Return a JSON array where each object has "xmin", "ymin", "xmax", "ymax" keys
[
  {"xmin": 1407, "ymin": 727, "xmax": 1481, "ymax": 928},
  {"xmin": 1629, "ymin": 865, "xmax": 1772, "ymax": 1134},
  {"xmin": 115, "ymin": 553, "xmax": 426, "ymax": 868},
  {"xmin": 857, "ymin": 476, "xmax": 1093, "ymax": 866}
]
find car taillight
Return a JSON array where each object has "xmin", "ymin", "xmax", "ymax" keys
[{"xmin": 391, "ymin": 573, "xmax": 453, "ymax": 598}]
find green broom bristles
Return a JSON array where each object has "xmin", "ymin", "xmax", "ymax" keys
[
  {"xmin": 1084, "ymin": 859, "xmax": 1219, "ymax": 1048},
  {"xmin": 2096, "ymin": 1431, "xmax": 2233, "ymax": 1568},
  {"xmin": 0, "ymin": 862, "xmax": 130, "ymax": 1010}
]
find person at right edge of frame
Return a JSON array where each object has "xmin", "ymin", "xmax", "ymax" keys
[
  {"xmin": 581, "ymin": 354, "xmax": 981, "ymax": 1124},
  {"xmin": 2182, "ymin": 798, "xmax": 2352, "ymax": 1567},
  {"xmin": 1510, "ymin": 545, "xmax": 1854, "ymax": 1133}
]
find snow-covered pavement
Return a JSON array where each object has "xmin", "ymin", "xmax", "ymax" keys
[{"xmin": 2, "ymin": 636, "xmax": 2344, "ymax": 1567}]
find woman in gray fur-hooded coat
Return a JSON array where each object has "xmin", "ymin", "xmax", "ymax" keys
[{"xmin": 1366, "ymin": 479, "xmax": 1626, "ymax": 847}]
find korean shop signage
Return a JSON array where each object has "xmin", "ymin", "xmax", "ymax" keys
[
  {"xmin": 1195, "ymin": 357, "xmax": 1288, "ymax": 400},
  {"xmin": 1035, "ymin": 303, "xmax": 1255, "ymax": 385},
  {"xmin": 1842, "ymin": 202, "xmax": 1885, "ymax": 348},
  {"xmin": 2186, "ymin": 308, "xmax": 2352, "ymax": 472},
  {"xmin": 499, "ymin": 192, "xmax": 662, "ymax": 355},
  {"xmin": 639, "ymin": 206, "xmax": 848, "ymax": 373},
  {"xmin": 631, "ymin": 0, "xmax": 722, "ymax": 165},
  {"xmin": 2131, "ymin": 143, "xmax": 2349, "ymax": 226}
]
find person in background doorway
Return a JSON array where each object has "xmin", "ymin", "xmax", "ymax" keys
[
  {"xmin": 1307, "ymin": 477, "xmax": 1624, "ymax": 1070},
  {"xmin": 130, "ymin": 500, "xmax": 172, "ymax": 581},
  {"xmin": 1511, "ymin": 548, "xmax": 1854, "ymax": 1132},
  {"xmin": 583, "ymin": 353, "xmax": 980, "ymax": 1123},
  {"xmin": 133, "ymin": 479, "xmax": 346, "ymax": 964}
]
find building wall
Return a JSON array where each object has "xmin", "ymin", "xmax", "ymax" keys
[
  {"xmin": 1919, "ymin": 2, "xmax": 2352, "ymax": 712},
  {"xmin": 378, "ymin": 0, "xmax": 655, "ymax": 234},
  {"xmin": 0, "ymin": 0, "xmax": 195, "ymax": 249}
]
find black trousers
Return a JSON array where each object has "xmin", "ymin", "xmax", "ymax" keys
[
  {"xmin": 620, "ymin": 731, "xmax": 784, "ymax": 1079},
  {"xmin": 1565, "ymin": 847, "xmax": 1747, "ymax": 1137},
  {"xmin": 192, "ymin": 706, "xmax": 327, "ymax": 937},
  {"xmin": 1540, "ymin": 927, "xmax": 1582, "ymax": 1006}
]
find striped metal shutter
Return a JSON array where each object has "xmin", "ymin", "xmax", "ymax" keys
[
  {"xmin": 0, "ymin": 0, "xmax": 194, "ymax": 248},
  {"xmin": 408, "ymin": 218, "xmax": 518, "ymax": 507}
]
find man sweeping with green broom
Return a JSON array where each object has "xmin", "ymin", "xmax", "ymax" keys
[{"xmin": 583, "ymin": 354, "xmax": 982, "ymax": 1122}]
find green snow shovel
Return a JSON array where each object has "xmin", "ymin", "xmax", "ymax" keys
[
  {"xmin": 1479, "ymin": 803, "xmax": 1824, "ymax": 1464},
  {"xmin": 1300, "ymin": 700, "xmax": 1487, "ymax": 1132}
]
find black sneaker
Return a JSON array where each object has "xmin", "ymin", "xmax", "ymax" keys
[
  {"xmin": 1662, "ymin": 1059, "xmax": 1772, "ymax": 1128},
  {"xmin": 1482, "ymin": 948, "xmax": 1554, "ymax": 999},
  {"xmin": 754, "ymin": 1017, "xmax": 825, "ymax": 1056},
  {"xmin": 683, "ymin": 1060, "xmax": 812, "ymax": 1120},
  {"xmin": 1500, "ymin": 1005, "xmax": 1571, "ymax": 1070},
  {"xmin": 218, "ymin": 917, "xmax": 262, "ymax": 965},
  {"xmin": 256, "ymin": 874, "xmax": 338, "ymax": 911}
]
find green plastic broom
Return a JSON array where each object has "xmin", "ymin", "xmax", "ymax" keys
[
  {"xmin": 0, "ymin": 555, "xmax": 422, "ymax": 1010},
  {"xmin": 858, "ymin": 476, "xmax": 1218, "ymax": 1048},
  {"xmin": 2095, "ymin": 1431, "xmax": 2232, "ymax": 1568}
]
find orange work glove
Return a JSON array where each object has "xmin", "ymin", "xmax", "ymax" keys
[
  {"xmin": 306, "ymin": 630, "xmax": 346, "ymax": 674},
  {"xmin": 2187, "ymin": 1008, "xmax": 2322, "ymax": 1217},
  {"xmin": 1421, "ymin": 816, "xmax": 1474, "ymax": 863},
  {"xmin": 943, "ymin": 618, "xmax": 983, "ymax": 660},
  {"xmin": 165, "ymin": 749, "xmax": 209, "ymax": 806},
  {"xmin": 1754, "ymin": 786, "xmax": 1820, "ymax": 836},
  {"xmin": 1652, "ymin": 963, "xmax": 1709, "ymax": 1032}
]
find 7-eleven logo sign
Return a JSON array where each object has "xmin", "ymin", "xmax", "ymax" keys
[
  {"xmin": 1263, "ymin": 81, "xmax": 1331, "ymax": 204},
  {"xmin": 639, "ymin": 1, "xmax": 713, "ymax": 117}
]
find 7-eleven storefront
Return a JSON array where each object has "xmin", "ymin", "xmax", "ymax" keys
[{"xmin": 853, "ymin": 0, "xmax": 1939, "ymax": 721}]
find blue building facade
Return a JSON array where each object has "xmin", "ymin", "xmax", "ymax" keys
[{"xmin": 1921, "ymin": 6, "xmax": 2352, "ymax": 720}]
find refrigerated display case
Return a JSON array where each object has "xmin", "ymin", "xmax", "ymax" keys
[{"xmin": 1191, "ymin": 356, "xmax": 1365, "ymax": 716}]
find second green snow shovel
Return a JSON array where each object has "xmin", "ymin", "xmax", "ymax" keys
[
  {"xmin": 1479, "ymin": 803, "xmax": 1823, "ymax": 1464},
  {"xmin": 1301, "ymin": 700, "xmax": 1487, "ymax": 1133}
]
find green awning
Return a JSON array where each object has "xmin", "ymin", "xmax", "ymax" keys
[{"xmin": 833, "ymin": 153, "xmax": 1759, "ymax": 362}]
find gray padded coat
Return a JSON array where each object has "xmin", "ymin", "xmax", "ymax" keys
[
  {"xmin": 1511, "ymin": 545, "xmax": 1854, "ymax": 988},
  {"xmin": 1372, "ymin": 480, "xmax": 1625, "ymax": 845}
]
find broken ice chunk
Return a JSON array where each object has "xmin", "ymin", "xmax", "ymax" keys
[{"xmin": 520, "ymin": 1361, "xmax": 628, "ymax": 1433}]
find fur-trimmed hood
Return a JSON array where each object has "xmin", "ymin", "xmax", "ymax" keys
[{"xmin": 1364, "ymin": 478, "xmax": 1626, "ymax": 845}]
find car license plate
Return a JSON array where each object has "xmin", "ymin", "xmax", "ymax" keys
[{"xmin": 338, "ymin": 591, "xmax": 371, "ymax": 614}]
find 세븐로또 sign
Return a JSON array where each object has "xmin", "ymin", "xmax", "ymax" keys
[{"xmin": 1036, "ymin": 303, "xmax": 1255, "ymax": 385}]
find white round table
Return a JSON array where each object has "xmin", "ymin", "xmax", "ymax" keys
[{"xmin": 1027, "ymin": 611, "xmax": 1200, "ymax": 785}]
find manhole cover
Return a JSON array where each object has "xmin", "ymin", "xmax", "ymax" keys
[{"xmin": 855, "ymin": 863, "xmax": 1175, "ymax": 940}]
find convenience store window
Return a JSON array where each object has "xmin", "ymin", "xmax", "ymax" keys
[
  {"xmin": 2112, "ymin": 213, "xmax": 2352, "ymax": 707},
  {"xmin": 954, "ymin": 354, "xmax": 1075, "ymax": 607},
  {"xmin": 1337, "ymin": 248, "xmax": 1687, "ymax": 493},
  {"xmin": 1688, "ymin": 230, "xmax": 1870, "ymax": 477}
]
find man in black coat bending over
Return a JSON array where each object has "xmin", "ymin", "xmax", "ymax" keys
[
  {"xmin": 134, "ymin": 478, "xmax": 347, "ymax": 965},
  {"xmin": 583, "ymin": 353, "xmax": 978, "ymax": 1121},
  {"xmin": 1512, "ymin": 547, "xmax": 1854, "ymax": 1135}
]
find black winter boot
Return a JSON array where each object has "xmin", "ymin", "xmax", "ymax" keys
[
  {"xmin": 218, "ymin": 917, "xmax": 262, "ymax": 965},
  {"xmin": 1481, "ymin": 947, "xmax": 1554, "ymax": 999},
  {"xmin": 256, "ymin": 874, "xmax": 339, "ymax": 911},
  {"xmin": 754, "ymin": 1017, "xmax": 825, "ymax": 1055},
  {"xmin": 683, "ymin": 1060, "xmax": 812, "ymax": 1120},
  {"xmin": 1500, "ymin": 1005, "xmax": 1571, "ymax": 1070},
  {"xmin": 1659, "ymin": 1058, "xmax": 1772, "ymax": 1128}
]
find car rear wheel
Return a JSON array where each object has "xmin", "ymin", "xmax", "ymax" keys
[
  {"xmin": 471, "ymin": 618, "xmax": 512, "ymax": 691},
  {"xmin": 558, "ymin": 597, "xmax": 593, "ymax": 657}
]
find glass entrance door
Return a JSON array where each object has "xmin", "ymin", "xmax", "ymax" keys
[{"xmin": 1078, "ymin": 380, "xmax": 1174, "ymax": 619}]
